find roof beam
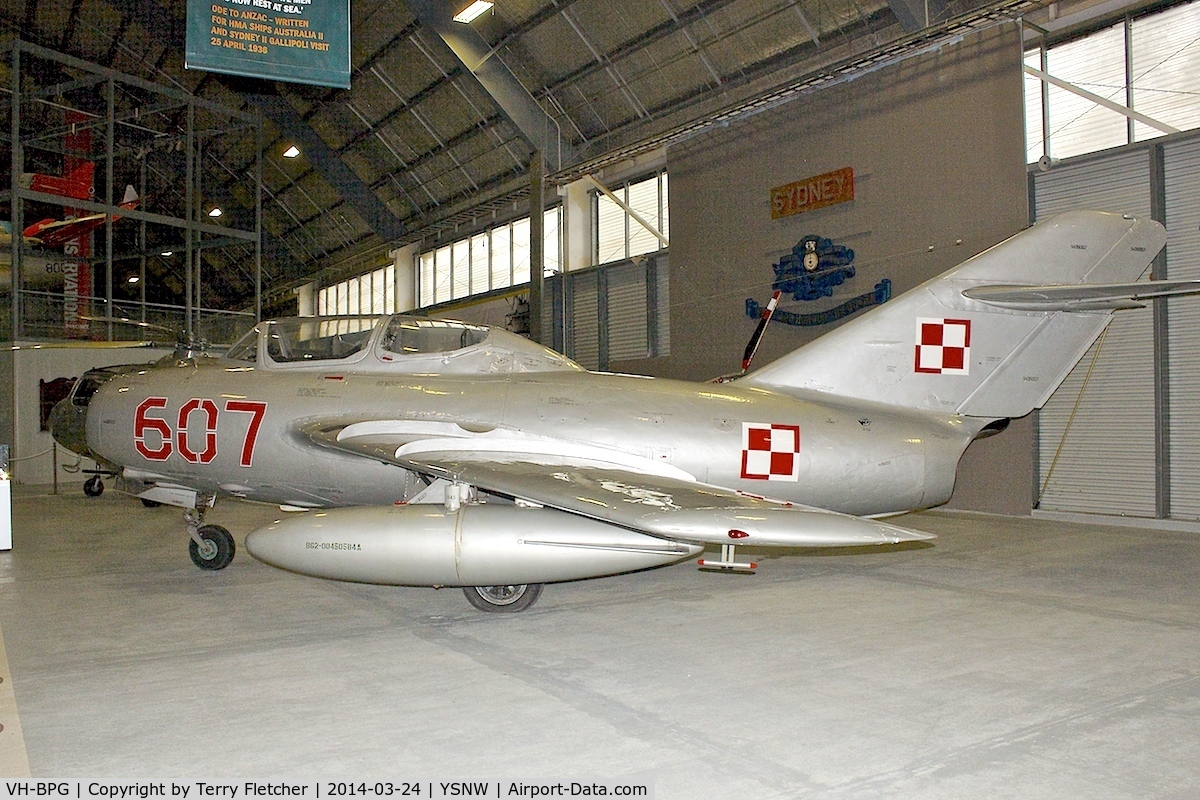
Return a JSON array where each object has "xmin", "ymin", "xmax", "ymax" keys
[
  {"xmin": 887, "ymin": 0, "xmax": 949, "ymax": 32},
  {"xmin": 404, "ymin": 0, "xmax": 576, "ymax": 173},
  {"xmin": 92, "ymin": 0, "xmax": 409, "ymax": 245},
  {"xmin": 249, "ymin": 93, "xmax": 408, "ymax": 243}
]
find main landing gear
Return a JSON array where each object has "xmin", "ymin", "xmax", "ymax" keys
[
  {"xmin": 124, "ymin": 484, "xmax": 232, "ymax": 571},
  {"xmin": 462, "ymin": 583, "xmax": 544, "ymax": 613},
  {"xmin": 185, "ymin": 505, "xmax": 235, "ymax": 571}
]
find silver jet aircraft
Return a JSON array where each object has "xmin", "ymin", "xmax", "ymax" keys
[{"xmin": 50, "ymin": 210, "xmax": 1194, "ymax": 611}]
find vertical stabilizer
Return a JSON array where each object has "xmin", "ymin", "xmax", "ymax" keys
[{"xmin": 743, "ymin": 211, "xmax": 1167, "ymax": 419}]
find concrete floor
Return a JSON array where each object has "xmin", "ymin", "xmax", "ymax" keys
[{"xmin": 2, "ymin": 486, "xmax": 1199, "ymax": 797}]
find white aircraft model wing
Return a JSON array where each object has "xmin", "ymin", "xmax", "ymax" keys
[{"xmin": 303, "ymin": 419, "xmax": 933, "ymax": 548}]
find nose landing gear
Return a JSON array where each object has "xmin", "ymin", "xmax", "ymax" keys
[{"xmin": 185, "ymin": 506, "xmax": 235, "ymax": 571}]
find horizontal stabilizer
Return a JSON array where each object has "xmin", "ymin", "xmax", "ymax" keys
[{"xmin": 963, "ymin": 280, "xmax": 1200, "ymax": 311}]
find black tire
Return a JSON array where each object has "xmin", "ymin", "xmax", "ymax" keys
[
  {"xmin": 188, "ymin": 524, "xmax": 235, "ymax": 571},
  {"xmin": 83, "ymin": 476, "xmax": 104, "ymax": 497},
  {"xmin": 462, "ymin": 583, "xmax": 544, "ymax": 613}
]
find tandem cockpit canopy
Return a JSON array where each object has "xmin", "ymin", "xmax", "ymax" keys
[{"xmin": 223, "ymin": 314, "xmax": 584, "ymax": 375}]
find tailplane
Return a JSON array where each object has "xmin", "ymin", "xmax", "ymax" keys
[{"xmin": 744, "ymin": 210, "xmax": 1173, "ymax": 419}]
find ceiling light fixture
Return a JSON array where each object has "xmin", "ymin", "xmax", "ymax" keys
[
  {"xmin": 453, "ymin": 1, "xmax": 493, "ymax": 23},
  {"xmin": 283, "ymin": 145, "xmax": 300, "ymax": 158},
  {"xmin": 160, "ymin": 251, "xmax": 173, "ymax": 257},
  {"xmin": 208, "ymin": 207, "xmax": 223, "ymax": 218},
  {"xmin": 127, "ymin": 275, "xmax": 140, "ymax": 284}
]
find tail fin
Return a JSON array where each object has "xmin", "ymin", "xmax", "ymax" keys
[
  {"xmin": 743, "ymin": 210, "xmax": 1168, "ymax": 419},
  {"xmin": 64, "ymin": 162, "xmax": 96, "ymax": 199}
]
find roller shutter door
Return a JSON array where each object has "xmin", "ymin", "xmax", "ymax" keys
[
  {"xmin": 568, "ymin": 271, "xmax": 600, "ymax": 370},
  {"xmin": 1033, "ymin": 151, "xmax": 1155, "ymax": 516},
  {"xmin": 606, "ymin": 262, "xmax": 650, "ymax": 362},
  {"xmin": 561, "ymin": 256, "xmax": 670, "ymax": 370},
  {"xmin": 1165, "ymin": 138, "xmax": 1200, "ymax": 519},
  {"xmin": 652, "ymin": 254, "xmax": 671, "ymax": 357}
]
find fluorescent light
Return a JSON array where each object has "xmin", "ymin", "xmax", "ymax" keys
[
  {"xmin": 160, "ymin": 251, "xmax": 173, "ymax": 257},
  {"xmin": 127, "ymin": 276, "xmax": 140, "ymax": 284},
  {"xmin": 208, "ymin": 207, "xmax": 222, "ymax": 218},
  {"xmin": 453, "ymin": 1, "xmax": 493, "ymax": 23},
  {"xmin": 283, "ymin": 145, "xmax": 300, "ymax": 158}
]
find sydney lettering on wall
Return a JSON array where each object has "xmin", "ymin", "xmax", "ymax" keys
[{"xmin": 770, "ymin": 167, "xmax": 854, "ymax": 219}]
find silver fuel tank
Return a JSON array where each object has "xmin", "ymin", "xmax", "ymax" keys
[{"xmin": 245, "ymin": 503, "xmax": 704, "ymax": 586}]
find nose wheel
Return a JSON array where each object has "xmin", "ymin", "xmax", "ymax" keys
[
  {"xmin": 185, "ymin": 506, "xmax": 235, "ymax": 570},
  {"xmin": 188, "ymin": 524, "xmax": 235, "ymax": 570}
]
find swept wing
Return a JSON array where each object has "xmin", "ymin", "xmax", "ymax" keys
[{"xmin": 303, "ymin": 418, "xmax": 933, "ymax": 549}]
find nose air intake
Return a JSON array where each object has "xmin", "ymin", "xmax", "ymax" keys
[
  {"xmin": 48, "ymin": 386, "xmax": 91, "ymax": 458},
  {"xmin": 48, "ymin": 365, "xmax": 133, "ymax": 459}
]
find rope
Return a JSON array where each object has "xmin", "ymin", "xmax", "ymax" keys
[
  {"xmin": 1036, "ymin": 325, "xmax": 1109, "ymax": 507},
  {"xmin": 5, "ymin": 446, "xmax": 81, "ymax": 471},
  {"xmin": 8, "ymin": 447, "xmax": 55, "ymax": 462}
]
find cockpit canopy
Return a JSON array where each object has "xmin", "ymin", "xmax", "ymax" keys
[{"xmin": 224, "ymin": 314, "xmax": 583, "ymax": 375}]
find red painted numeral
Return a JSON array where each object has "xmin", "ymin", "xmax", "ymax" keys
[
  {"xmin": 224, "ymin": 400, "xmax": 268, "ymax": 467},
  {"xmin": 177, "ymin": 398, "xmax": 219, "ymax": 464},
  {"xmin": 133, "ymin": 397, "xmax": 267, "ymax": 467},
  {"xmin": 134, "ymin": 397, "xmax": 172, "ymax": 461}
]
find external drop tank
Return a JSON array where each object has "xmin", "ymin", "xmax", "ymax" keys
[{"xmin": 245, "ymin": 503, "xmax": 705, "ymax": 587}]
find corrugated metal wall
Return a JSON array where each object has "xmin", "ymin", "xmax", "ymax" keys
[
  {"xmin": 1033, "ymin": 150, "xmax": 1155, "ymax": 515},
  {"xmin": 560, "ymin": 253, "xmax": 669, "ymax": 371},
  {"xmin": 1164, "ymin": 137, "xmax": 1200, "ymax": 519},
  {"xmin": 1033, "ymin": 131, "xmax": 1200, "ymax": 520}
]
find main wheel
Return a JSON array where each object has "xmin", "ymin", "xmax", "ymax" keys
[
  {"xmin": 462, "ymin": 583, "xmax": 544, "ymax": 613},
  {"xmin": 189, "ymin": 524, "xmax": 235, "ymax": 571},
  {"xmin": 83, "ymin": 475, "xmax": 104, "ymax": 497}
]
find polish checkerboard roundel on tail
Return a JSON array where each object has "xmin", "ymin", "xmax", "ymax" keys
[{"xmin": 743, "ymin": 211, "xmax": 1168, "ymax": 420}]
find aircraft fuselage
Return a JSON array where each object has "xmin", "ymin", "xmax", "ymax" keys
[{"xmin": 86, "ymin": 357, "xmax": 976, "ymax": 517}]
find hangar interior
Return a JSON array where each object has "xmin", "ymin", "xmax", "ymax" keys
[{"xmin": 1, "ymin": 0, "xmax": 1200, "ymax": 789}]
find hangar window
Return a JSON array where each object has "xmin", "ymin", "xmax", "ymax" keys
[
  {"xmin": 317, "ymin": 264, "xmax": 397, "ymax": 316},
  {"xmin": 594, "ymin": 170, "xmax": 669, "ymax": 266},
  {"xmin": 1026, "ymin": 0, "xmax": 1200, "ymax": 163},
  {"xmin": 417, "ymin": 208, "xmax": 562, "ymax": 308}
]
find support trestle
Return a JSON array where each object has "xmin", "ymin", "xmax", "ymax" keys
[{"xmin": 697, "ymin": 543, "xmax": 758, "ymax": 572}]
